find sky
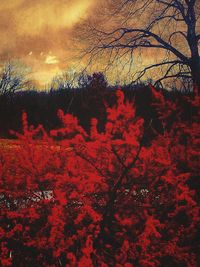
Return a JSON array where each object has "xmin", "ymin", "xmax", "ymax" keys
[
  {"xmin": 0, "ymin": 0, "xmax": 97, "ymax": 87},
  {"xmin": 0, "ymin": 1, "xmax": 197, "ymax": 88}
]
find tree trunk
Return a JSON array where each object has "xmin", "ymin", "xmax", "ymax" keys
[
  {"xmin": 190, "ymin": 59, "xmax": 200, "ymax": 95},
  {"xmin": 186, "ymin": 1, "xmax": 200, "ymax": 95}
]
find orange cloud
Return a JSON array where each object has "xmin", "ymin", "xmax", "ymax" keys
[{"xmin": 0, "ymin": 0, "xmax": 96, "ymax": 87}]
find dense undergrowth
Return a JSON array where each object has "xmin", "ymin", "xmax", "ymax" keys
[{"xmin": 0, "ymin": 84, "xmax": 199, "ymax": 266}]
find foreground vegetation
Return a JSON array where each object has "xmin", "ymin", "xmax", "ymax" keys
[{"xmin": 0, "ymin": 84, "xmax": 199, "ymax": 266}]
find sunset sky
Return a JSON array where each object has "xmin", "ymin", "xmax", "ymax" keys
[
  {"xmin": 0, "ymin": 1, "xmax": 197, "ymax": 89},
  {"xmin": 0, "ymin": 0, "xmax": 98, "ymax": 87}
]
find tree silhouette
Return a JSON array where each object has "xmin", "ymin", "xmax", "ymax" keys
[
  {"xmin": 0, "ymin": 61, "xmax": 31, "ymax": 97},
  {"xmin": 82, "ymin": 0, "xmax": 200, "ymax": 91}
]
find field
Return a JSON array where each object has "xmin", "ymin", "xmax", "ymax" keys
[{"xmin": 0, "ymin": 139, "xmax": 24, "ymax": 150}]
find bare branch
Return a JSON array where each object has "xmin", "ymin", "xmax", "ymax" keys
[
  {"xmin": 92, "ymin": 27, "xmax": 189, "ymax": 63},
  {"xmin": 79, "ymin": 0, "xmax": 200, "ymax": 90},
  {"xmin": 134, "ymin": 60, "xmax": 186, "ymax": 81},
  {"xmin": 155, "ymin": 72, "xmax": 191, "ymax": 85}
]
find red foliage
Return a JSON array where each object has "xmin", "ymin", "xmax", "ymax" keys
[{"xmin": 0, "ymin": 87, "xmax": 199, "ymax": 266}]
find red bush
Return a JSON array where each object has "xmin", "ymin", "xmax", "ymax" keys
[{"xmin": 0, "ymin": 87, "xmax": 199, "ymax": 266}]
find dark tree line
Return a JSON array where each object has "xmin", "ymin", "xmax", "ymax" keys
[{"xmin": 0, "ymin": 72, "xmax": 192, "ymax": 139}]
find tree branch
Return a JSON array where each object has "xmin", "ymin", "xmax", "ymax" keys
[
  {"xmin": 134, "ymin": 60, "xmax": 185, "ymax": 81},
  {"xmin": 94, "ymin": 27, "xmax": 188, "ymax": 62}
]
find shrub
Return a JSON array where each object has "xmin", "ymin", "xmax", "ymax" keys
[{"xmin": 0, "ymin": 87, "xmax": 199, "ymax": 266}]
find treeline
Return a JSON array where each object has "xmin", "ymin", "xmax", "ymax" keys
[{"xmin": 0, "ymin": 72, "xmax": 193, "ymax": 139}]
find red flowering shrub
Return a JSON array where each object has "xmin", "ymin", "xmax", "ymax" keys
[{"xmin": 0, "ymin": 87, "xmax": 199, "ymax": 266}]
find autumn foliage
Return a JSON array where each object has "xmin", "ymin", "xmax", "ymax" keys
[{"xmin": 0, "ymin": 86, "xmax": 199, "ymax": 266}]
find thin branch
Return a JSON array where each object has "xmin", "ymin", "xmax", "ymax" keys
[
  {"xmin": 73, "ymin": 145, "xmax": 112, "ymax": 180},
  {"xmin": 155, "ymin": 72, "xmax": 192, "ymax": 84},
  {"xmin": 134, "ymin": 60, "xmax": 185, "ymax": 81},
  {"xmin": 93, "ymin": 27, "xmax": 188, "ymax": 62}
]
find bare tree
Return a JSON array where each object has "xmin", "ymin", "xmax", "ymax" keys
[
  {"xmin": 0, "ymin": 61, "xmax": 31, "ymax": 97},
  {"xmin": 50, "ymin": 69, "xmax": 88, "ymax": 91},
  {"xmin": 81, "ymin": 0, "xmax": 200, "ymax": 91}
]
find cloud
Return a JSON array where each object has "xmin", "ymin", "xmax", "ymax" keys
[
  {"xmin": 45, "ymin": 55, "xmax": 59, "ymax": 65},
  {"xmin": 0, "ymin": 0, "xmax": 165, "ymax": 86},
  {"xmin": 0, "ymin": 0, "xmax": 97, "ymax": 86},
  {"xmin": 13, "ymin": 0, "xmax": 93, "ymax": 35}
]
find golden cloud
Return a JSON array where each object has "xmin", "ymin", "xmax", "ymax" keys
[
  {"xmin": 0, "ymin": 0, "xmax": 185, "ymax": 87},
  {"xmin": 0, "ymin": 0, "xmax": 96, "ymax": 86}
]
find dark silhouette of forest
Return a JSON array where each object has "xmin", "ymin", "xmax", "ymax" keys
[{"xmin": 0, "ymin": 72, "xmax": 193, "ymax": 139}]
